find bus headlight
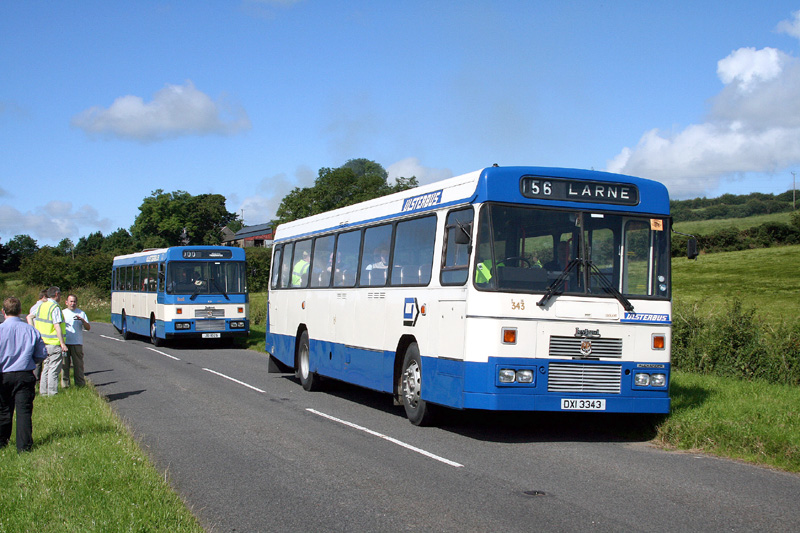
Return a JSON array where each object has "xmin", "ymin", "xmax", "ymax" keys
[
  {"xmin": 634, "ymin": 373, "xmax": 650, "ymax": 386},
  {"xmin": 516, "ymin": 370, "xmax": 534, "ymax": 383},
  {"xmin": 650, "ymin": 373, "xmax": 667, "ymax": 387},
  {"xmin": 175, "ymin": 322, "xmax": 192, "ymax": 330},
  {"xmin": 499, "ymin": 369, "xmax": 516, "ymax": 383},
  {"xmin": 229, "ymin": 321, "xmax": 246, "ymax": 329}
]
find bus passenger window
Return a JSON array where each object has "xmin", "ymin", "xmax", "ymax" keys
[
  {"xmin": 333, "ymin": 230, "xmax": 361, "ymax": 287},
  {"xmin": 311, "ymin": 236, "xmax": 335, "ymax": 288},
  {"xmin": 360, "ymin": 224, "xmax": 391, "ymax": 287},
  {"xmin": 391, "ymin": 216, "xmax": 436, "ymax": 286},
  {"xmin": 270, "ymin": 246, "xmax": 283, "ymax": 289},
  {"xmin": 291, "ymin": 240, "xmax": 312, "ymax": 287},
  {"xmin": 278, "ymin": 243, "xmax": 294, "ymax": 289}
]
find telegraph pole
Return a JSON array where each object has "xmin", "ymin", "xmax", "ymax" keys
[{"xmin": 793, "ymin": 172, "xmax": 796, "ymax": 210}]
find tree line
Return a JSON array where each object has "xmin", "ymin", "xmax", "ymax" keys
[
  {"xmin": 0, "ymin": 159, "xmax": 417, "ymax": 293},
  {"xmin": 671, "ymin": 190, "xmax": 797, "ymax": 222}
]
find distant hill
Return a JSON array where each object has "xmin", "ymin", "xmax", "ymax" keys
[{"xmin": 671, "ymin": 190, "xmax": 796, "ymax": 222}]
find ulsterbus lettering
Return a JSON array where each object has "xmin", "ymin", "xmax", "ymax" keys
[{"xmin": 402, "ymin": 190, "xmax": 443, "ymax": 212}]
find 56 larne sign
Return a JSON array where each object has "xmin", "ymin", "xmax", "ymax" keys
[{"xmin": 520, "ymin": 176, "xmax": 639, "ymax": 206}]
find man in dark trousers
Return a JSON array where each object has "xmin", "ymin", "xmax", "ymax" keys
[{"xmin": 0, "ymin": 297, "xmax": 47, "ymax": 452}]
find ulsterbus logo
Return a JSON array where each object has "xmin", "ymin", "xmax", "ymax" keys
[
  {"xmin": 621, "ymin": 313, "xmax": 671, "ymax": 324},
  {"xmin": 402, "ymin": 190, "xmax": 443, "ymax": 212},
  {"xmin": 403, "ymin": 297, "xmax": 419, "ymax": 327}
]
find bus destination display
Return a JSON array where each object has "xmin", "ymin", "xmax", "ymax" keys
[
  {"xmin": 520, "ymin": 176, "xmax": 639, "ymax": 206},
  {"xmin": 182, "ymin": 249, "xmax": 233, "ymax": 259}
]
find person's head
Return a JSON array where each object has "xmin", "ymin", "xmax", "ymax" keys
[
  {"xmin": 38, "ymin": 289, "xmax": 48, "ymax": 301},
  {"xmin": 46, "ymin": 286, "xmax": 61, "ymax": 301},
  {"xmin": 3, "ymin": 297, "xmax": 21, "ymax": 317},
  {"xmin": 66, "ymin": 294, "xmax": 78, "ymax": 310}
]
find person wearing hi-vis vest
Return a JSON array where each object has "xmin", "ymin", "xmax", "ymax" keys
[{"xmin": 34, "ymin": 286, "xmax": 67, "ymax": 396}]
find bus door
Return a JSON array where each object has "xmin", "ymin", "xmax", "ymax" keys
[{"xmin": 331, "ymin": 229, "xmax": 362, "ymax": 377}]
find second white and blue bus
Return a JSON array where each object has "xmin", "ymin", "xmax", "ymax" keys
[
  {"xmin": 111, "ymin": 246, "xmax": 249, "ymax": 345},
  {"xmin": 266, "ymin": 166, "xmax": 693, "ymax": 425}
]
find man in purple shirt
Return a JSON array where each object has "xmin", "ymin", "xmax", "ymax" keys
[{"xmin": 1, "ymin": 296, "xmax": 47, "ymax": 452}]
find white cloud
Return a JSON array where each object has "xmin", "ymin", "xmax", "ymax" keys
[
  {"xmin": 0, "ymin": 202, "xmax": 112, "ymax": 243},
  {"xmin": 234, "ymin": 166, "xmax": 315, "ymax": 226},
  {"xmin": 607, "ymin": 35, "xmax": 800, "ymax": 198},
  {"xmin": 717, "ymin": 47, "xmax": 786, "ymax": 91},
  {"xmin": 387, "ymin": 157, "xmax": 452, "ymax": 186},
  {"xmin": 777, "ymin": 10, "xmax": 800, "ymax": 39},
  {"xmin": 71, "ymin": 81, "xmax": 251, "ymax": 141}
]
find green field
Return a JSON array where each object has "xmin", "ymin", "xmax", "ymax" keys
[
  {"xmin": 673, "ymin": 211, "xmax": 793, "ymax": 235},
  {"xmin": 672, "ymin": 244, "xmax": 800, "ymax": 322}
]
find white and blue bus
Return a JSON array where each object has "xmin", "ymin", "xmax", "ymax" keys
[
  {"xmin": 266, "ymin": 166, "xmax": 690, "ymax": 425},
  {"xmin": 111, "ymin": 246, "xmax": 249, "ymax": 345}
]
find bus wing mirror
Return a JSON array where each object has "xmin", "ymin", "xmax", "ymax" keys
[
  {"xmin": 687, "ymin": 237, "xmax": 699, "ymax": 260},
  {"xmin": 454, "ymin": 222, "xmax": 472, "ymax": 245}
]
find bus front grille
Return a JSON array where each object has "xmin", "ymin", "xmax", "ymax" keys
[
  {"xmin": 195, "ymin": 308, "xmax": 225, "ymax": 318},
  {"xmin": 195, "ymin": 319, "xmax": 225, "ymax": 331},
  {"xmin": 547, "ymin": 363, "xmax": 621, "ymax": 393},
  {"xmin": 549, "ymin": 336, "xmax": 623, "ymax": 359}
]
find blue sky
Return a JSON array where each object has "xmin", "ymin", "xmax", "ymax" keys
[{"xmin": 3, "ymin": 1, "xmax": 800, "ymax": 246}]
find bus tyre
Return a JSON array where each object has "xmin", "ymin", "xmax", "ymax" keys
[
  {"xmin": 150, "ymin": 318, "xmax": 163, "ymax": 347},
  {"xmin": 400, "ymin": 342, "xmax": 435, "ymax": 426},
  {"xmin": 121, "ymin": 312, "xmax": 131, "ymax": 341},
  {"xmin": 296, "ymin": 330, "xmax": 321, "ymax": 391}
]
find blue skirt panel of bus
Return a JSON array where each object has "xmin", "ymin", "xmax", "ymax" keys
[
  {"xmin": 265, "ymin": 331, "xmax": 670, "ymax": 414},
  {"xmin": 112, "ymin": 313, "xmax": 249, "ymax": 338}
]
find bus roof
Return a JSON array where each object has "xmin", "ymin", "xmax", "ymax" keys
[
  {"xmin": 273, "ymin": 166, "xmax": 670, "ymax": 242},
  {"xmin": 112, "ymin": 246, "xmax": 245, "ymax": 266}
]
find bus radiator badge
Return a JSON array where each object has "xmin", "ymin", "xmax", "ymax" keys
[{"xmin": 580, "ymin": 339, "xmax": 592, "ymax": 356}]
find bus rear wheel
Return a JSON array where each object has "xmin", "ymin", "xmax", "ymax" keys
[
  {"xmin": 296, "ymin": 330, "xmax": 321, "ymax": 391},
  {"xmin": 400, "ymin": 342, "xmax": 435, "ymax": 426}
]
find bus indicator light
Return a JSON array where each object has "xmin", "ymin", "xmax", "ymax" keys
[
  {"xmin": 652, "ymin": 334, "xmax": 665, "ymax": 350},
  {"xmin": 502, "ymin": 327, "xmax": 517, "ymax": 344}
]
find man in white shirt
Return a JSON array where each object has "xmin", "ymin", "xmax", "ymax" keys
[{"xmin": 61, "ymin": 294, "xmax": 90, "ymax": 388}]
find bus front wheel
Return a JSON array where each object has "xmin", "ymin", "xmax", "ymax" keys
[
  {"xmin": 150, "ymin": 317, "xmax": 163, "ymax": 347},
  {"xmin": 296, "ymin": 330, "xmax": 321, "ymax": 392},
  {"xmin": 400, "ymin": 342, "xmax": 435, "ymax": 426},
  {"xmin": 121, "ymin": 312, "xmax": 131, "ymax": 341}
]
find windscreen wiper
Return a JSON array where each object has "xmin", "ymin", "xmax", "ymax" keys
[
  {"xmin": 584, "ymin": 259, "xmax": 634, "ymax": 313},
  {"xmin": 537, "ymin": 258, "xmax": 582, "ymax": 308},
  {"xmin": 537, "ymin": 258, "xmax": 635, "ymax": 313},
  {"xmin": 211, "ymin": 277, "xmax": 229, "ymax": 300}
]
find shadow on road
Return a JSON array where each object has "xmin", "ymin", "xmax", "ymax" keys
[
  {"xmin": 278, "ymin": 373, "xmax": 664, "ymax": 444},
  {"xmin": 102, "ymin": 389, "xmax": 147, "ymax": 403}
]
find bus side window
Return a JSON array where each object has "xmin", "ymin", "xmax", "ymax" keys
[
  {"xmin": 158, "ymin": 262, "xmax": 165, "ymax": 293},
  {"xmin": 441, "ymin": 208, "xmax": 473, "ymax": 286},
  {"xmin": 359, "ymin": 224, "xmax": 391, "ymax": 287},
  {"xmin": 333, "ymin": 230, "xmax": 361, "ymax": 287},
  {"xmin": 311, "ymin": 235, "xmax": 335, "ymax": 288},
  {"xmin": 278, "ymin": 243, "xmax": 294, "ymax": 289},
  {"xmin": 270, "ymin": 246, "xmax": 283, "ymax": 289},
  {"xmin": 391, "ymin": 215, "xmax": 436, "ymax": 286}
]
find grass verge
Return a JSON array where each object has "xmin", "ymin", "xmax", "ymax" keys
[
  {"xmin": 0, "ymin": 386, "xmax": 203, "ymax": 533},
  {"xmin": 658, "ymin": 371, "xmax": 800, "ymax": 472}
]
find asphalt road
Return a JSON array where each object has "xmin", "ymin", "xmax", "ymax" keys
[{"xmin": 83, "ymin": 323, "xmax": 800, "ymax": 532}]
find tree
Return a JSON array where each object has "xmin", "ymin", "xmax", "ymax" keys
[
  {"xmin": 130, "ymin": 190, "xmax": 237, "ymax": 247},
  {"xmin": 101, "ymin": 228, "xmax": 136, "ymax": 255},
  {"xmin": 56, "ymin": 238, "xmax": 74, "ymax": 258},
  {"xmin": 2, "ymin": 234, "xmax": 38, "ymax": 272},
  {"xmin": 74, "ymin": 231, "xmax": 105, "ymax": 256},
  {"xmin": 275, "ymin": 158, "xmax": 418, "ymax": 225}
]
